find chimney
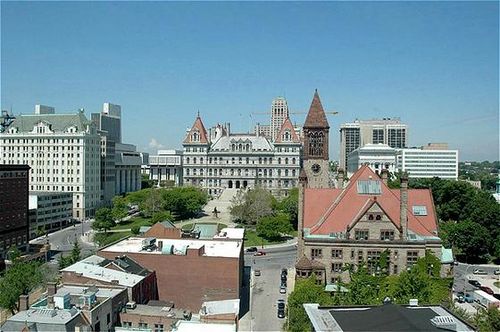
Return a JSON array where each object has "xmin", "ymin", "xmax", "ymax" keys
[
  {"xmin": 337, "ymin": 168, "xmax": 345, "ymax": 189},
  {"xmin": 47, "ymin": 282, "xmax": 57, "ymax": 309},
  {"xmin": 400, "ymin": 172, "xmax": 408, "ymax": 240},
  {"xmin": 380, "ymin": 169, "xmax": 389, "ymax": 185},
  {"xmin": 19, "ymin": 294, "xmax": 29, "ymax": 311},
  {"xmin": 227, "ymin": 123, "xmax": 231, "ymax": 136}
]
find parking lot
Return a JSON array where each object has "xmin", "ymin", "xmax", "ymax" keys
[{"xmin": 452, "ymin": 263, "xmax": 500, "ymax": 314}]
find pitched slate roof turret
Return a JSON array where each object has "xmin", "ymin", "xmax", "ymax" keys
[
  {"xmin": 184, "ymin": 114, "xmax": 209, "ymax": 144},
  {"xmin": 304, "ymin": 90, "xmax": 329, "ymax": 129},
  {"xmin": 274, "ymin": 117, "xmax": 301, "ymax": 143}
]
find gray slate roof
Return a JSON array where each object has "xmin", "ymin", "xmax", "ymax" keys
[
  {"xmin": 211, "ymin": 134, "xmax": 273, "ymax": 151},
  {"xmin": 8, "ymin": 112, "xmax": 91, "ymax": 133}
]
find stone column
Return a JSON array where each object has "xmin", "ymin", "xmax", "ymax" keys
[{"xmin": 121, "ymin": 169, "xmax": 126, "ymax": 194}]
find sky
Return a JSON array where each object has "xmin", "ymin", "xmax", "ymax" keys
[{"xmin": 1, "ymin": 1, "xmax": 498, "ymax": 161}]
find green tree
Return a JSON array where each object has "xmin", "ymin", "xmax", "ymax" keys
[
  {"xmin": 111, "ymin": 196, "xmax": 128, "ymax": 222},
  {"xmin": 0, "ymin": 260, "xmax": 43, "ymax": 314},
  {"xmin": 141, "ymin": 174, "xmax": 155, "ymax": 189},
  {"xmin": 70, "ymin": 240, "xmax": 81, "ymax": 264},
  {"xmin": 151, "ymin": 211, "xmax": 173, "ymax": 225},
  {"xmin": 287, "ymin": 276, "xmax": 333, "ymax": 332},
  {"xmin": 476, "ymin": 306, "xmax": 500, "ymax": 332},
  {"xmin": 229, "ymin": 188, "xmax": 274, "ymax": 224},
  {"xmin": 439, "ymin": 220, "xmax": 492, "ymax": 263},
  {"xmin": 278, "ymin": 188, "xmax": 299, "ymax": 229},
  {"xmin": 58, "ymin": 254, "xmax": 72, "ymax": 269},
  {"xmin": 162, "ymin": 187, "xmax": 208, "ymax": 219},
  {"xmin": 256, "ymin": 213, "xmax": 293, "ymax": 240},
  {"xmin": 131, "ymin": 225, "xmax": 140, "ymax": 235},
  {"xmin": 92, "ymin": 207, "xmax": 115, "ymax": 233},
  {"xmin": 143, "ymin": 189, "xmax": 164, "ymax": 217}
]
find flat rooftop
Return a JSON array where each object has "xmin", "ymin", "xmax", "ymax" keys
[
  {"xmin": 5, "ymin": 307, "xmax": 80, "ymax": 325},
  {"xmin": 124, "ymin": 304, "xmax": 186, "ymax": 319},
  {"xmin": 101, "ymin": 237, "xmax": 242, "ymax": 258},
  {"xmin": 303, "ymin": 303, "xmax": 474, "ymax": 332},
  {"xmin": 62, "ymin": 260, "xmax": 145, "ymax": 287},
  {"xmin": 56, "ymin": 285, "xmax": 124, "ymax": 299}
]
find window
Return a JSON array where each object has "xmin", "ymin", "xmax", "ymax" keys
[
  {"xmin": 357, "ymin": 180, "xmax": 382, "ymax": 194},
  {"xmin": 331, "ymin": 263, "xmax": 343, "ymax": 273},
  {"xmin": 106, "ymin": 313, "xmax": 110, "ymax": 325},
  {"xmin": 311, "ymin": 248, "xmax": 323, "ymax": 259},
  {"xmin": 367, "ymin": 250, "xmax": 381, "ymax": 273},
  {"xmin": 138, "ymin": 323, "xmax": 148, "ymax": 329},
  {"xmin": 406, "ymin": 251, "xmax": 419, "ymax": 267},
  {"xmin": 380, "ymin": 230, "xmax": 395, "ymax": 241},
  {"xmin": 354, "ymin": 229, "xmax": 369, "ymax": 240},
  {"xmin": 412, "ymin": 205, "xmax": 428, "ymax": 216},
  {"xmin": 393, "ymin": 264, "xmax": 398, "ymax": 274},
  {"xmin": 357, "ymin": 250, "xmax": 364, "ymax": 266},
  {"xmin": 331, "ymin": 249, "xmax": 343, "ymax": 259},
  {"xmin": 154, "ymin": 324, "xmax": 164, "ymax": 332},
  {"xmin": 351, "ymin": 249, "xmax": 355, "ymax": 259}
]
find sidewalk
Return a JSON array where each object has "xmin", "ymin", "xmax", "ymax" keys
[{"xmin": 245, "ymin": 237, "xmax": 297, "ymax": 250}]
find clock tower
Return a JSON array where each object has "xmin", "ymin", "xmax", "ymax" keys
[{"xmin": 302, "ymin": 90, "xmax": 330, "ymax": 188}]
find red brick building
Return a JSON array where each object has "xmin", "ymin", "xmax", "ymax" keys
[
  {"xmin": 99, "ymin": 237, "xmax": 243, "ymax": 311},
  {"xmin": 0, "ymin": 164, "xmax": 30, "ymax": 260}
]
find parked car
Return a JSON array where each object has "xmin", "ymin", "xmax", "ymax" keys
[
  {"xmin": 281, "ymin": 273, "xmax": 287, "ymax": 283},
  {"xmin": 456, "ymin": 292, "xmax": 465, "ymax": 303},
  {"xmin": 280, "ymin": 285, "xmax": 287, "ymax": 294},
  {"xmin": 463, "ymin": 293, "xmax": 474, "ymax": 303},
  {"xmin": 254, "ymin": 270, "xmax": 261, "ymax": 276},
  {"xmin": 277, "ymin": 299, "xmax": 285, "ymax": 310},
  {"xmin": 281, "ymin": 268, "xmax": 288, "ymax": 276},
  {"xmin": 480, "ymin": 286, "xmax": 494, "ymax": 295},
  {"xmin": 494, "ymin": 269, "xmax": 500, "ymax": 275},
  {"xmin": 281, "ymin": 279, "xmax": 287, "ymax": 288},
  {"xmin": 277, "ymin": 308, "xmax": 285, "ymax": 319},
  {"xmin": 473, "ymin": 269, "xmax": 487, "ymax": 275},
  {"xmin": 254, "ymin": 250, "xmax": 266, "ymax": 256},
  {"xmin": 468, "ymin": 279, "xmax": 481, "ymax": 288},
  {"xmin": 246, "ymin": 247, "xmax": 258, "ymax": 253}
]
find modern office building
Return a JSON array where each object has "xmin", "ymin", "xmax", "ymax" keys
[
  {"xmin": 346, "ymin": 144, "xmax": 396, "ymax": 177},
  {"xmin": 92, "ymin": 103, "xmax": 142, "ymax": 200},
  {"xmin": 0, "ymin": 164, "xmax": 30, "ymax": 259},
  {"xmin": 115, "ymin": 143, "xmax": 142, "ymax": 194},
  {"xmin": 182, "ymin": 113, "xmax": 301, "ymax": 197},
  {"xmin": 0, "ymin": 106, "xmax": 101, "ymax": 220},
  {"xmin": 340, "ymin": 118, "xmax": 408, "ymax": 170},
  {"xmin": 28, "ymin": 192, "xmax": 73, "ymax": 239},
  {"xmin": 396, "ymin": 143, "xmax": 458, "ymax": 180},
  {"xmin": 148, "ymin": 149, "xmax": 183, "ymax": 186}
]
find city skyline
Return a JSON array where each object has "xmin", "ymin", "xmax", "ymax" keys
[{"xmin": 1, "ymin": 1, "xmax": 498, "ymax": 161}]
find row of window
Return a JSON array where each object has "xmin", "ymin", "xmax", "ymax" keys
[
  {"xmin": 185, "ymin": 156, "xmax": 298, "ymax": 165},
  {"xmin": 354, "ymin": 229, "xmax": 395, "ymax": 241},
  {"xmin": 121, "ymin": 322, "xmax": 163, "ymax": 332},
  {"xmin": 0, "ymin": 235, "xmax": 28, "ymax": 252},
  {"xmin": 185, "ymin": 168, "xmax": 298, "ymax": 177}
]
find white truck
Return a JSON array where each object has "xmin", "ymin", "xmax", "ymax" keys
[{"xmin": 474, "ymin": 290, "xmax": 500, "ymax": 309}]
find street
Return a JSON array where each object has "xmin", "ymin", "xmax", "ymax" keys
[
  {"xmin": 29, "ymin": 219, "xmax": 95, "ymax": 255},
  {"xmin": 241, "ymin": 244, "xmax": 297, "ymax": 332}
]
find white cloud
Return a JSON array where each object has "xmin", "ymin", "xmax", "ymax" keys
[{"xmin": 149, "ymin": 138, "xmax": 165, "ymax": 150}]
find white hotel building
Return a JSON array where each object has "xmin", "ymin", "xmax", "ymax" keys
[
  {"xmin": 0, "ymin": 105, "xmax": 101, "ymax": 220},
  {"xmin": 396, "ymin": 143, "xmax": 458, "ymax": 180}
]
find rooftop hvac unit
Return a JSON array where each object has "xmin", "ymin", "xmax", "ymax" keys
[
  {"xmin": 430, "ymin": 316, "xmax": 457, "ymax": 331},
  {"xmin": 409, "ymin": 299, "xmax": 418, "ymax": 306}
]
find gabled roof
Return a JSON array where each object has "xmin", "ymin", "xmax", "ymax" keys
[
  {"xmin": 274, "ymin": 117, "xmax": 301, "ymax": 143},
  {"xmin": 303, "ymin": 90, "xmax": 329, "ymax": 129},
  {"xmin": 304, "ymin": 165, "xmax": 438, "ymax": 237},
  {"xmin": 183, "ymin": 115, "xmax": 209, "ymax": 144}
]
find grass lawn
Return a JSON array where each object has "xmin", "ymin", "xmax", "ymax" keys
[
  {"xmin": 181, "ymin": 223, "xmax": 227, "ymax": 231},
  {"xmin": 112, "ymin": 217, "xmax": 151, "ymax": 230},
  {"xmin": 244, "ymin": 229, "xmax": 286, "ymax": 248},
  {"xmin": 94, "ymin": 231, "xmax": 132, "ymax": 247}
]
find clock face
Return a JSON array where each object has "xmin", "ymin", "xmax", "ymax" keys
[{"xmin": 312, "ymin": 164, "xmax": 321, "ymax": 174}]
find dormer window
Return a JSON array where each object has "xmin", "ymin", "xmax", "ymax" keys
[
  {"xmin": 8, "ymin": 127, "xmax": 18, "ymax": 134},
  {"xmin": 283, "ymin": 130, "xmax": 291, "ymax": 142},
  {"xmin": 191, "ymin": 131, "xmax": 200, "ymax": 142}
]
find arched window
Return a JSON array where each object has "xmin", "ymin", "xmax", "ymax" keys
[
  {"xmin": 292, "ymin": 158, "xmax": 296, "ymax": 164},
  {"xmin": 278, "ymin": 158, "xmax": 281, "ymax": 164},
  {"xmin": 368, "ymin": 214, "xmax": 374, "ymax": 220},
  {"xmin": 193, "ymin": 157, "xmax": 197, "ymax": 164},
  {"xmin": 376, "ymin": 215, "xmax": 382, "ymax": 221},
  {"xmin": 200, "ymin": 157, "xmax": 204, "ymax": 164},
  {"xmin": 186, "ymin": 157, "xmax": 190, "ymax": 164},
  {"xmin": 285, "ymin": 158, "xmax": 289, "ymax": 164}
]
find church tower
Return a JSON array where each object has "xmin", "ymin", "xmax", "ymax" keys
[{"xmin": 302, "ymin": 90, "xmax": 330, "ymax": 188}]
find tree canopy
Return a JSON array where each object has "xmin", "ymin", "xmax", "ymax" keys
[
  {"xmin": 92, "ymin": 207, "xmax": 116, "ymax": 233},
  {"xmin": 229, "ymin": 188, "xmax": 274, "ymax": 224},
  {"xmin": 0, "ymin": 253, "xmax": 43, "ymax": 314},
  {"xmin": 256, "ymin": 213, "xmax": 294, "ymax": 241}
]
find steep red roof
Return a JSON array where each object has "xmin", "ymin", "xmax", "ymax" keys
[
  {"xmin": 304, "ymin": 90, "xmax": 329, "ymax": 129},
  {"xmin": 183, "ymin": 115, "xmax": 209, "ymax": 144},
  {"xmin": 303, "ymin": 165, "xmax": 438, "ymax": 237},
  {"xmin": 274, "ymin": 117, "xmax": 301, "ymax": 143}
]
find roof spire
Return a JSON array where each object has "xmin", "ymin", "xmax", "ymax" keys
[
  {"xmin": 197, "ymin": 110, "xmax": 200, "ymax": 118},
  {"xmin": 304, "ymin": 90, "xmax": 329, "ymax": 129}
]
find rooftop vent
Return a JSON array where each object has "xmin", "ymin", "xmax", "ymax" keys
[
  {"xmin": 430, "ymin": 316, "xmax": 457, "ymax": 331},
  {"xmin": 409, "ymin": 299, "xmax": 418, "ymax": 306}
]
